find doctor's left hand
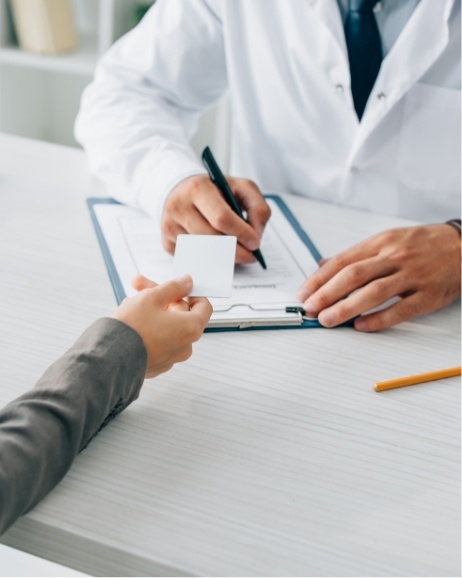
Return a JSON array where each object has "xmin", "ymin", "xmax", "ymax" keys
[{"xmin": 297, "ymin": 224, "xmax": 461, "ymax": 332}]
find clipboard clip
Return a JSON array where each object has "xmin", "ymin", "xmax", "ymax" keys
[
  {"xmin": 285, "ymin": 306, "xmax": 306, "ymax": 315},
  {"xmin": 285, "ymin": 306, "xmax": 358, "ymax": 327},
  {"xmin": 285, "ymin": 306, "xmax": 316, "ymax": 321}
]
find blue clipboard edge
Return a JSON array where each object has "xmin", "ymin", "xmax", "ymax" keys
[
  {"xmin": 264, "ymin": 195, "xmax": 322, "ymax": 264},
  {"xmin": 87, "ymin": 197, "xmax": 126, "ymax": 305},
  {"xmin": 87, "ymin": 195, "xmax": 352, "ymax": 331}
]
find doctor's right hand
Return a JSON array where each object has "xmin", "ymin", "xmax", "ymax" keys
[
  {"xmin": 112, "ymin": 275, "xmax": 212, "ymax": 378},
  {"xmin": 161, "ymin": 175, "xmax": 271, "ymax": 264}
]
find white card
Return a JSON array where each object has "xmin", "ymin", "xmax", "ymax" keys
[{"xmin": 173, "ymin": 235, "xmax": 237, "ymax": 297}]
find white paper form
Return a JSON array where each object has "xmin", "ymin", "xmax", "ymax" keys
[{"xmin": 93, "ymin": 198, "xmax": 319, "ymax": 327}]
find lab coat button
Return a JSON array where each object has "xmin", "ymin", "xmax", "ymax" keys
[
  {"xmin": 377, "ymin": 92, "xmax": 387, "ymax": 101},
  {"xmin": 350, "ymin": 166, "xmax": 359, "ymax": 174},
  {"xmin": 335, "ymin": 84, "xmax": 344, "ymax": 94}
]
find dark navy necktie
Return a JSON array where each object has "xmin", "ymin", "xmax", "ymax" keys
[{"xmin": 344, "ymin": 0, "xmax": 383, "ymax": 119}]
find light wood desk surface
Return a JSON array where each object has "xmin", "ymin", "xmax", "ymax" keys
[{"xmin": 0, "ymin": 134, "xmax": 460, "ymax": 576}]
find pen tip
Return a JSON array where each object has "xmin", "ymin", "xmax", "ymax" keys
[{"xmin": 256, "ymin": 252, "xmax": 267, "ymax": 269}]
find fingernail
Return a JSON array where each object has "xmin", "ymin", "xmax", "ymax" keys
[
  {"xmin": 355, "ymin": 319, "xmax": 366, "ymax": 331},
  {"xmin": 176, "ymin": 274, "xmax": 193, "ymax": 285},
  {"xmin": 303, "ymin": 301, "xmax": 317, "ymax": 317},
  {"xmin": 247, "ymin": 239, "xmax": 259, "ymax": 251},
  {"xmin": 318, "ymin": 311, "xmax": 334, "ymax": 327}
]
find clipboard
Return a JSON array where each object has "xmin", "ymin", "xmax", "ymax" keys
[{"xmin": 87, "ymin": 195, "xmax": 327, "ymax": 331}]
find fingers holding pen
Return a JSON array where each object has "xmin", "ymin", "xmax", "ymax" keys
[
  {"xmin": 163, "ymin": 176, "xmax": 253, "ymax": 261},
  {"xmin": 193, "ymin": 181, "xmax": 263, "ymax": 250},
  {"xmin": 162, "ymin": 167, "xmax": 271, "ymax": 266},
  {"xmin": 227, "ymin": 176, "xmax": 272, "ymax": 239}
]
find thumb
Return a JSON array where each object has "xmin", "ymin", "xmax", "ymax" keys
[{"xmin": 154, "ymin": 275, "xmax": 193, "ymax": 305}]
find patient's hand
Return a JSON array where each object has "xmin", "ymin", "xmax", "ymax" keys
[{"xmin": 112, "ymin": 275, "xmax": 212, "ymax": 377}]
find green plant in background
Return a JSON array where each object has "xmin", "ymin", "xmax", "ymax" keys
[{"xmin": 132, "ymin": 1, "xmax": 156, "ymax": 27}]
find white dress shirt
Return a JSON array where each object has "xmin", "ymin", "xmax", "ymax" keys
[{"xmin": 75, "ymin": 0, "xmax": 461, "ymax": 224}]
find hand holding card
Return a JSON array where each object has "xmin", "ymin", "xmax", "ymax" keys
[{"xmin": 172, "ymin": 235, "xmax": 237, "ymax": 297}]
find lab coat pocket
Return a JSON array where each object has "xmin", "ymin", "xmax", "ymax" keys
[{"xmin": 397, "ymin": 83, "xmax": 461, "ymax": 197}]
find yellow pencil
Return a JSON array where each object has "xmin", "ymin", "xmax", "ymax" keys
[{"xmin": 374, "ymin": 366, "xmax": 462, "ymax": 392}]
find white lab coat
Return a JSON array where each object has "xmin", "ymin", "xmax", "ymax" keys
[{"xmin": 75, "ymin": 0, "xmax": 461, "ymax": 224}]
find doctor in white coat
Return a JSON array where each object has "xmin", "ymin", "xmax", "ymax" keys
[{"xmin": 75, "ymin": 0, "xmax": 461, "ymax": 332}]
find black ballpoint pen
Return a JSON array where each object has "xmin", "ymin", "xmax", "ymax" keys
[{"xmin": 201, "ymin": 146, "xmax": 267, "ymax": 270}]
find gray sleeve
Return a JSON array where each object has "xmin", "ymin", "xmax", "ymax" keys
[{"xmin": 0, "ymin": 317, "xmax": 147, "ymax": 536}]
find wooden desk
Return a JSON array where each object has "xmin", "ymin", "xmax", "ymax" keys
[{"xmin": 0, "ymin": 134, "xmax": 460, "ymax": 576}]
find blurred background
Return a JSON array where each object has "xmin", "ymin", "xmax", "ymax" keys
[{"xmin": 0, "ymin": 0, "xmax": 230, "ymax": 166}]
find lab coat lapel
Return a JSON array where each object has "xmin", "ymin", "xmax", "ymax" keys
[
  {"xmin": 308, "ymin": 0, "xmax": 347, "ymax": 58},
  {"xmin": 306, "ymin": 0, "xmax": 357, "ymax": 118},
  {"xmin": 350, "ymin": 0, "xmax": 454, "ymax": 160}
]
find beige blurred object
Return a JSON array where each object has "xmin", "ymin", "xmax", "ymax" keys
[{"xmin": 9, "ymin": 0, "xmax": 78, "ymax": 54}]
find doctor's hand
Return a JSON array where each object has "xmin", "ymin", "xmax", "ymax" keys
[
  {"xmin": 161, "ymin": 174, "xmax": 271, "ymax": 264},
  {"xmin": 297, "ymin": 224, "xmax": 461, "ymax": 332},
  {"xmin": 112, "ymin": 275, "xmax": 212, "ymax": 378}
]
